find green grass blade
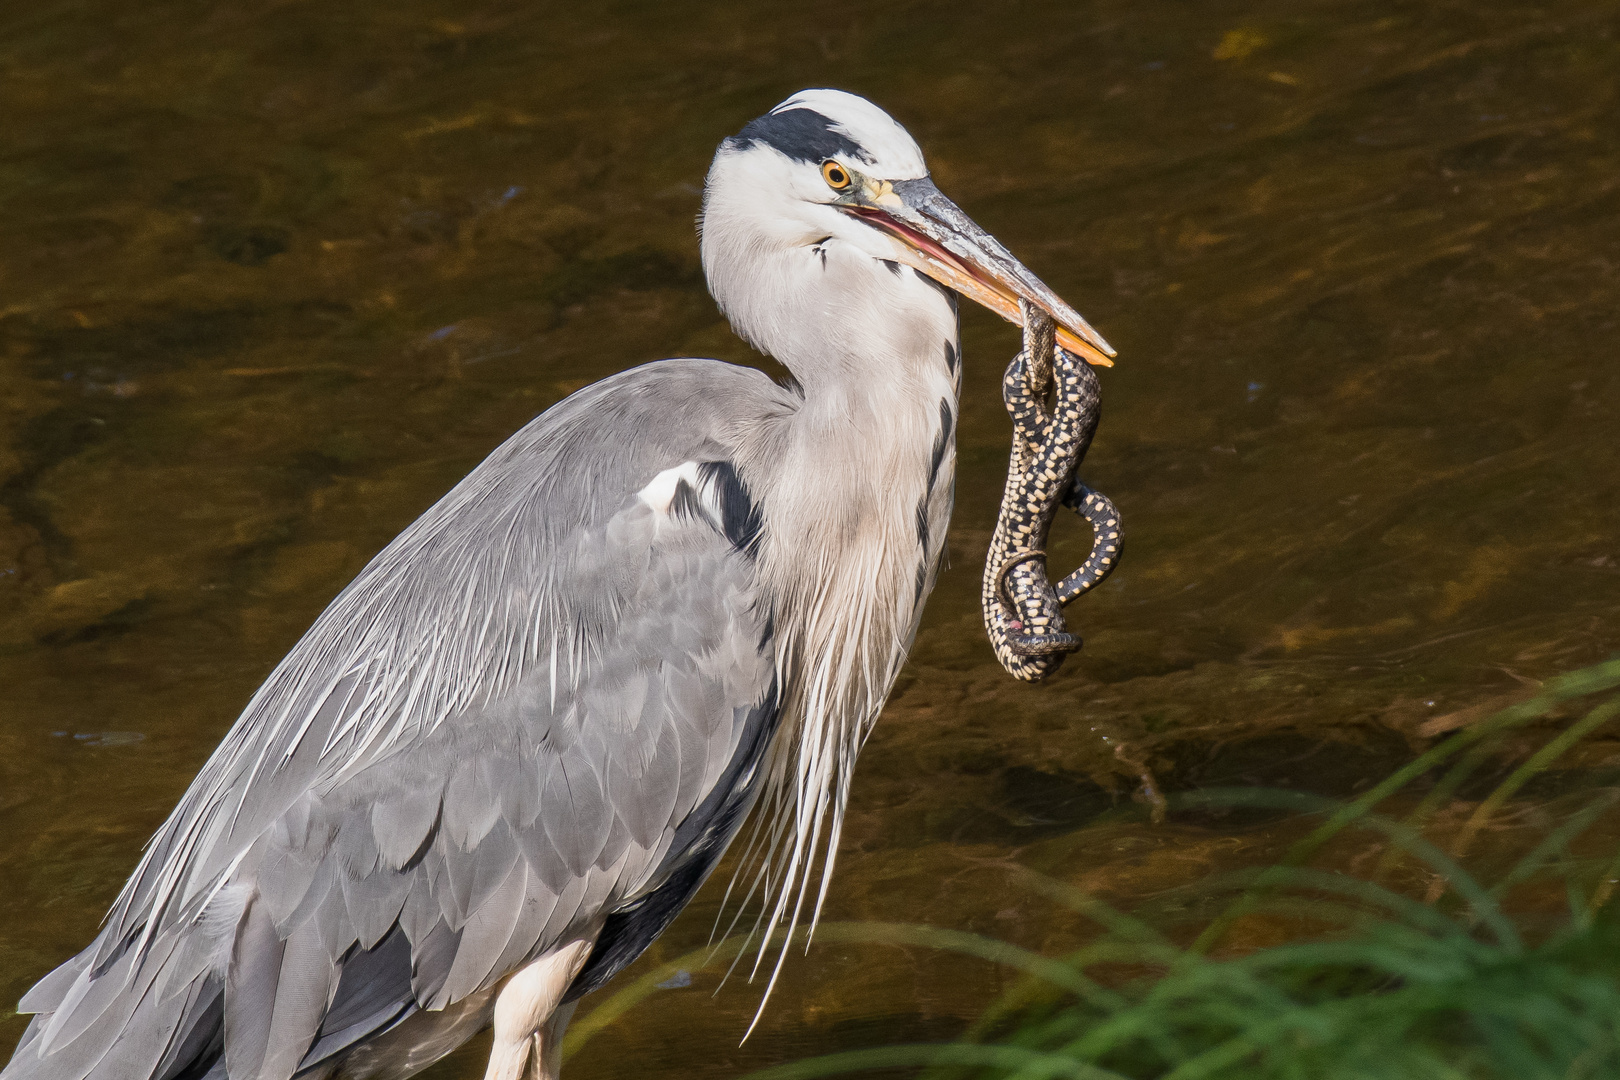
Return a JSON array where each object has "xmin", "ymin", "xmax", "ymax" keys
[
  {"xmin": 736, "ymin": 1042, "xmax": 1131, "ymax": 1080},
  {"xmin": 1490, "ymin": 789, "xmax": 1619, "ymax": 899},
  {"xmin": 1452, "ymin": 699, "xmax": 1620, "ymax": 859}
]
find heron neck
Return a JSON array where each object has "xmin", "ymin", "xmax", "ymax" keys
[
  {"xmin": 748, "ymin": 281, "xmax": 960, "ymax": 605},
  {"xmin": 789, "ymin": 316, "xmax": 957, "ymax": 501}
]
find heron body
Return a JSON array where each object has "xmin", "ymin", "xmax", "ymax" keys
[{"xmin": 4, "ymin": 90, "xmax": 1111, "ymax": 1080}]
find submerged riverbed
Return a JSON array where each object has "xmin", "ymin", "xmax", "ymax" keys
[{"xmin": 2, "ymin": 0, "xmax": 1619, "ymax": 1075}]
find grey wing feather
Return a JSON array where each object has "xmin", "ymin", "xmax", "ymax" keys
[
  {"xmin": 223, "ymin": 897, "xmax": 283, "ymax": 1080},
  {"xmin": 3, "ymin": 359, "xmax": 792, "ymax": 1080}
]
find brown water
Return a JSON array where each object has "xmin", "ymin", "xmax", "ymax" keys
[{"xmin": 3, "ymin": 0, "xmax": 1619, "ymax": 1074}]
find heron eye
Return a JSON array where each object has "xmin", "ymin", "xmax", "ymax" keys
[{"xmin": 821, "ymin": 161, "xmax": 851, "ymax": 190}]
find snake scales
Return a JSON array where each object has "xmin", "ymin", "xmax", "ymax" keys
[{"xmin": 982, "ymin": 301, "xmax": 1123, "ymax": 683}]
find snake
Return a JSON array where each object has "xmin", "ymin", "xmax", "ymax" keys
[{"xmin": 981, "ymin": 302, "xmax": 1123, "ymax": 683}]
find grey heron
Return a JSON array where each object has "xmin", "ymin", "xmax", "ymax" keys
[{"xmin": 3, "ymin": 89, "xmax": 1113, "ymax": 1080}]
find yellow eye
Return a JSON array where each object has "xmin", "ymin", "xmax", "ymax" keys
[{"xmin": 821, "ymin": 161, "xmax": 851, "ymax": 190}]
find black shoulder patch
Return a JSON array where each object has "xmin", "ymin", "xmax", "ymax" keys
[
  {"xmin": 726, "ymin": 107, "xmax": 869, "ymax": 164},
  {"xmin": 697, "ymin": 460, "xmax": 764, "ymax": 556},
  {"xmin": 668, "ymin": 477, "xmax": 704, "ymax": 523},
  {"xmin": 943, "ymin": 340, "xmax": 959, "ymax": 375}
]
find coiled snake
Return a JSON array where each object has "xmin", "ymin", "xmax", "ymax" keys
[{"xmin": 982, "ymin": 301, "xmax": 1123, "ymax": 682}]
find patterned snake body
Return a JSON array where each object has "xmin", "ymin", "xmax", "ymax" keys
[{"xmin": 982, "ymin": 305, "xmax": 1123, "ymax": 682}]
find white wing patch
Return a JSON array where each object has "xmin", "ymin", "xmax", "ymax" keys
[{"xmin": 637, "ymin": 461, "xmax": 703, "ymax": 515}]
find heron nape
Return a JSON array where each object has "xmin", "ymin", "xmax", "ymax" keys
[{"xmin": 3, "ymin": 90, "xmax": 1113, "ymax": 1080}]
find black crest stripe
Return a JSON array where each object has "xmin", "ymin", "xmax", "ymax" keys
[{"xmin": 725, "ymin": 108, "xmax": 870, "ymax": 164}]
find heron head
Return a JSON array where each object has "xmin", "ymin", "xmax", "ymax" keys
[{"xmin": 700, "ymin": 89, "xmax": 1114, "ymax": 370}]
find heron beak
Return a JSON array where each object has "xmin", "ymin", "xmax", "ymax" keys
[{"xmin": 844, "ymin": 176, "xmax": 1116, "ymax": 366}]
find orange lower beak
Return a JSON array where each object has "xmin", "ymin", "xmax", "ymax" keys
[
  {"xmin": 888, "ymin": 239, "xmax": 1114, "ymax": 368},
  {"xmin": 844, "ymin": 185, "xmax": 1117, "ymax": 368}
]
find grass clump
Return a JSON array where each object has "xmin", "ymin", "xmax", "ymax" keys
[{"xmin": 568, "ymin": 659, "xmax": 1620, "ymax": 1079}]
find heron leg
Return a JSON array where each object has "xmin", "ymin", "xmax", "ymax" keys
[
  {"xmin": 531, "ymin": 1000, "xmax": 578, "ymax": 1080},
  {"xmin": 483, "ymin": 938, "xmax": 593, "ymax": 1080}
]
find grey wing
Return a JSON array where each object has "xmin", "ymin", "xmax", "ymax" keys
[{"xmin": 3, "ymin": 360, "xmax": 790, "ymax": 1080}]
